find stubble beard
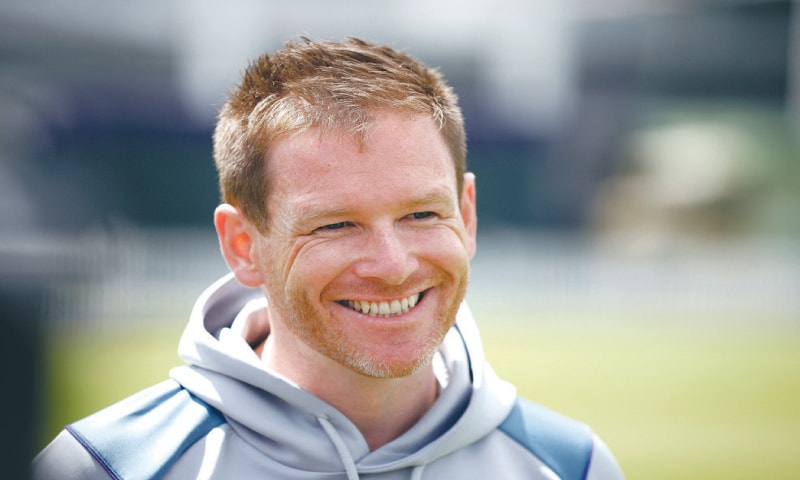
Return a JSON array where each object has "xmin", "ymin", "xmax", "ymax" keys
[{"xmin": 280, "ymin": 272, "xmax": 470, "ymax": 379}]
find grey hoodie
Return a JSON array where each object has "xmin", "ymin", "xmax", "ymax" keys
[{"xmin": 33, "ymin": 274, "xmax": 624, "ymax": 479}]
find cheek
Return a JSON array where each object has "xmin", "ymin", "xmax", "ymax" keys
[
  {"xmin": 285, "ymin": 239, "xmax": 356, "ymax": 290},
  {"xmin": 412, "ymin": 228, "xmax": 472, "ymax": 272},
  {"xmin": 253, "ymin": 237, "xmax": 304, "ymax": 297},
  {"xmin": 282, "ymin": 228, "xmax": 471, "ymax": 289}
]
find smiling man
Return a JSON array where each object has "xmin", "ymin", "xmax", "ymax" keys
[{"xmin": 33, "ymin": 38, "xmax": 624, "ymax": 479}]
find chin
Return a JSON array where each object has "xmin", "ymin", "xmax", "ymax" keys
[{"xmin": 339, "ymin": 346, "xmax": 436, "ymax": 379}]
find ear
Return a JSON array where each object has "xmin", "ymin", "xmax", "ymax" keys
[
  {"xmin": 214, "ymin": 204, "xmax": 264, "ymax": 287},
  {"xmin": 460, "ymin": 172, "xmax": 478, "ymax": 258}
]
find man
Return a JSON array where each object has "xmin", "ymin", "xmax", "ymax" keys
[{"xmin": 34, "ymin": 38, "xmax": 624, "ymax": 479}]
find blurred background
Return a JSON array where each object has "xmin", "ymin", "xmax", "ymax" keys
[{"xmin": 1, "ymin": 0, "xmax": 798, "ymax": 478}]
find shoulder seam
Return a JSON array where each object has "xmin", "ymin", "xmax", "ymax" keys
[
  {"xmin": 67, "ymin": 379, "xmax": 225, "ymax": 480},
  {"xmin": 65, "ymin": 424, "xmax": 121, "ymax": 479},
  {"xmin": 498, "ymin": 398, "xmax": 594, "ymax": 480}
]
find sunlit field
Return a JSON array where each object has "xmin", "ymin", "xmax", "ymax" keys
[{"xmin": 41, "ymin": 309, "xmax": 800, "ymax": 479}]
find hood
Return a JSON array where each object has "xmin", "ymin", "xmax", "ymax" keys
[{"xmin": 170, "ymin": 274, "xmax": 516, "ymax": 478}]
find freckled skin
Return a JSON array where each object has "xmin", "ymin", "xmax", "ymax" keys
[{"xmin": 250, "ymin": 113, "xmax": 476, "ymax": 380}]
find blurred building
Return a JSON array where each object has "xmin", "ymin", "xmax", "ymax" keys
[
  {"xmin": 0, "ymin": 0, "xmax": 797, "ymax": 324},
  {"xmin": 0, "ymin": 0, "xmax": 795, "ymax": 233}
]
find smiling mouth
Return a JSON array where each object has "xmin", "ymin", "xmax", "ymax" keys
[{"xmin": 338, "ymin": 292, "xmax": 425, "ymax": 318}]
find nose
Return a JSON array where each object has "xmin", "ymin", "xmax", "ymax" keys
[{"xmin": 353, "ymin": 225, "xmax": 419, "ymax": 285}]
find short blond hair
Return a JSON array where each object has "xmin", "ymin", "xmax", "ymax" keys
[{"xmin": 213, "ymin": 37, "xmax": 466, "ymax": 231}]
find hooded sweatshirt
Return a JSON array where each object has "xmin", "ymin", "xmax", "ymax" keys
[{"xmin": 33, "ymin": 274, "xmax": 624, "ymax": 479}]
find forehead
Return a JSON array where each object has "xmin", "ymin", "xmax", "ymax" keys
[{"xmin": 265, "ymin": 113, "xmax": 458, "ymax": 209}]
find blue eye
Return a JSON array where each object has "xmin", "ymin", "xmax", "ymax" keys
[
  {"xmin": 411, "ymin": 212, "xmax": 435, "ymax": 220},
  {"xmin": 320, "ymin": 222, "xmax": 349, "ymax": 230},
  {"xmin": 313, "ymin": 221, "xmax": 358, "ymax": 233}
]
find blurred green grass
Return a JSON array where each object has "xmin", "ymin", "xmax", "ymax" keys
[{"xmin": 42, "ymin": 312, "xmax": 800, "ymax": 479}]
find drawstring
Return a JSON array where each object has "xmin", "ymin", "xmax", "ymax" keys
[
  {"xmin": 318, "ymin": 416, "xmax": 360, "ymax": 480},
  {"xmin": 317, "ymin": 415, "xmax": 428, "ymax": 480},
  {"xmin": 410, "ymin": 464, "xmax": 426, "ymax": 480}
]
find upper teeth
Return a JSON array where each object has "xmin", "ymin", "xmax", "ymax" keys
[{"xmin": 346, "ymin": 293, "xmax": 420, "ymax": 317}]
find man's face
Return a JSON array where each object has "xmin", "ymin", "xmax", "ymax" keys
[{"xmin": 252, "ymin": 112, "xmax": 477, "ymax": 378}]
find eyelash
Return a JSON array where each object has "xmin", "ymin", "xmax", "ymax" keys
[
  {"xmin": 313, "ymin": 212, "xmax": 437, "ymax": 233},
  {"xmin": 317, "ymin": 222, "xmax": 353, "ymax": 231}
]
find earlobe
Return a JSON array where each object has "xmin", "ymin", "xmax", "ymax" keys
[
  {"xmin": 214, "ymin": 204, "xmax": 264, "ymax": 287},
  {"xmin": 461, "ymin": 172, "xmax": 478, "ymax": 258}
]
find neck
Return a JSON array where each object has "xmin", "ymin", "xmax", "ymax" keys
[{"xmin": 260, "ymin": 335, "xmax": 439, "ymax": 451}]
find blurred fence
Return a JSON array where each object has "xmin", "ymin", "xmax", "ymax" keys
[
  {"xmin": 468, "ymin": 230, "xmax": 800, "ymax": 322},
  {"xmin": 1, "ymin": 228, "xmax": 227, "ymax": 332}
]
